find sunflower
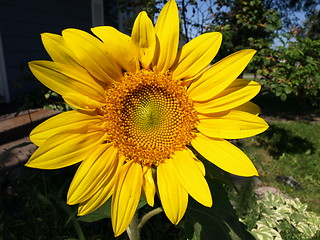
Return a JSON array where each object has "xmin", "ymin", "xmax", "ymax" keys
[{"xmin": 26, "ymin": 0, "xmax": 268, "ymax": 236}]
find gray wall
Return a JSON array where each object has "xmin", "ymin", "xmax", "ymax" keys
[{"xmin": 0, "ymin": 0, "xmax": 93, "ymax": 102}]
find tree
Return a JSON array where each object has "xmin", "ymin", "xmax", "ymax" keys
[
  {"xmin": 258, "ymin": 31, "xmax": 320, "ymax": 104},
  {"xmin": 208, "ymin": 0, "xmax": 281, "ymax": 75},
  {"xmin": 264, "ymin": 0, "xmax": 319, "ymax": 27},
  {"xmin": 303, "ymin": 9, "xmax": 320, "ymax": 40}
]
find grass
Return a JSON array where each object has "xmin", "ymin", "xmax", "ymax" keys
[{"xmin": 239, "ymin": 119, "xmax": 320, "ymax": 213}]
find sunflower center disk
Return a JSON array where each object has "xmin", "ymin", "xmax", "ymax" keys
[{"xmin": 104, "ymin": 70, "xmax": 198, "ymax": 166}]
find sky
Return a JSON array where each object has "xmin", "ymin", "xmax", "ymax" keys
[{"xmin": 156, "ymin": 0, "xmax": 317, "ymax": 45}]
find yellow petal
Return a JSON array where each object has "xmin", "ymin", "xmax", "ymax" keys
[
  {"xmin": 191, "ymin": 133, "xmax": 258, "ymax": 176},
  {"xmin": 197, "ymin": 110, "xmax": 269, "ymax": 139},
  {"xmin": 112, "ymin": 161, "xmax": 143, "ymax": 237},
  {"xmin": 30, "ymin": 110, "xmax": 104, "ymax": 146},
  {"xmin": 194, "ymin": 158, "xmax": 206, "ymax": 176},
  {"xmin": 91, "ymin": 26, "xmax": 139, "ymax": 73},
  {"xmin": 77, "ymin": 154, "xmax": 126, "ymax": 216},
  {"xmin": 157, "ymin": 161, "xmax": 188, "ymax": 224},
  {"xmin": 194, "ymin": 79, "xmax": 261, "ymax": 113},
  {"xmin": 131, "ymin": 11, "xmax": 156, "ymax": 68},
  {"xmin": 26, "ymin": 129, "xmax": 105, "ymax": 169},
  {"xmin": 67, "ymin": 144, "xmax": 118, "ymax": 205},
  {"xmin": 63, "ymin": 93, "xmax": 104, "ymax": 111},
  {"xmin": 188, "ymin": 49, "xmax": 256, "ymax": 101},
  {"xmin": 171, "ymin": 32, "xmax": 222, "ymax": 80},
  {"xmin": 78, "ymin": 187, "xmax": 112, "ymax": 216},
  {"xmin": 171, "ymin": 149, "xmax": 212, "ymax": 207},
  {"xmin": 184, "ymin": 148, "xmax": 205, "ymax": 176},
  {"xmin": 142, "ymin": 166, "xmax": 156, "ymax": 207},
  {"xmin": 233, "ymin": 101, "xmax": 261, "ymax": 115},
  {"xmin": 28, "ymin": 61, "xmax": 106, "ymax": 103},
  {"xmin": 153, "ymin": 0, "xmax": 179, "ymax": 72},
  {"xmin": 62, "ymin": 28, "xmax": 122, "ymax": 83},
  {"xmin": 41, "ymin": 33, "xmax": 82, "ymax": 68}
]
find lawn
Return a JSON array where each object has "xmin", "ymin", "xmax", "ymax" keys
[{"xmin": 240, "ymin": 118, "xmax": 320, "ymax": 213}]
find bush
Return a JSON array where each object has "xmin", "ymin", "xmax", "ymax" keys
[
  {"xmin": 258, "ymin": 34, "xmax": 320, "ymax": 105},
  {"xmin": 246, "ymin": 192, "xmax": 320, "ymax": 240}
]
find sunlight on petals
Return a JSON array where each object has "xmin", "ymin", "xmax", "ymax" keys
[
  {"xmin": 131, "ymin": 11, "xmax": 156, "ymax": 68},
  {"xmin": 188, "ymin": 49, "xmax": 256, "ymax": 101},
  {"xmin": 172, "ymin": 150, "xmax": 212, "ymax": 207},
  {"xmin": 197, "ymin": 110, "xmax": 269, "ymax": 139},
  {"xmin": 157, "ymin": 161, "xmax": 188, "ymax": 224},
  {"xmin": 194, "ymin": 79, "xmax": 261, "ymax": 113},
  {"xmin": 112, "ymin": 161, "xmax": 143, "ymax": 237},
  {"xmin": 91, "ymin": 26, "xmax": 139, "ymax": 73},
  {"xmin": 153, "ymin": 0, "xmax": 179, "ymax": 72},
  {"xmin": 192, "ymin": 133, "xmax": 259, "ymax": 177},
  {"xmin": 142, "ymin": 166, "xmax": 156, "ymax": 207},
  {"xmin": 171, "ymin": 32, "xmax": 222, "ymax": 81}
]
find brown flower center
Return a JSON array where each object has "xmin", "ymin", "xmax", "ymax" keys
[{"xmin": 103, "ymin": 70, "xmax": 197, "ymax": 166}]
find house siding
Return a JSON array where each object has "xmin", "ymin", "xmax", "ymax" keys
[{"xmin": 0, "ymin": 0, "xmax": 93, "ymax": 102}]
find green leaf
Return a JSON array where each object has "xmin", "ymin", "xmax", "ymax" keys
[
  {"xmin": 202, "ymin": 160, "xmax": 235, "ymax": 187},
  {"xmin": 191, "ymin": 223, "xmax": 202, "ymax": 240},
  {"xmin": 280, "ymin": 93, "xmax": 287, "ymax": 101},
  {"xmin": 284, "ymin": 85, "xmax": 292, "ymax": 94},
  {"xmin": 77, "ymin": 198, "xmax": 112, "ymax": 223},
  {"xmin": 183, "ymin": 179, "xmax": 255, "ymax": 240},
  {"xmin": 78, "ymin": 197, "xmax": 147, "ymax": 223},
  {"xmin": 53, "ymin": 196, "xmax": 85, "ymax": 240}
]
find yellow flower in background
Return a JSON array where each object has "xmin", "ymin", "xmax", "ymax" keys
[{"xmin": 26, "ymin": 0, "xmax": 268, "ymax": 236}]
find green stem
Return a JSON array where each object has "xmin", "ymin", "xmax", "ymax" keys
[
  {"xmin": 138, "ymin": 207, "xmax": 163, "ymax": 230},
  {"xmin": 41, "ymin": 170, "xmax": 47, "ymax": 197},
  {"xmin": 126, "ymin": 212, "xmax": 140, "ymax": 240},
  {"xmin": 126, "ymin": 207, "xmax": 163, "ymax": 240}
]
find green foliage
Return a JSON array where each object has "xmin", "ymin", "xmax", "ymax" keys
[
  {"xmin": 0, "ymin": 165, "xmax": 134, "ymax": 239},
  {"xmin": 17, "ymin": 86, "xmax": 71, "ymax": 112},
  {"xmin": 169, "ymin": 0, "xmax": 319, "ymax": 107},
  {"xmin": 303, "ymin": 9, "xmax": 320, "ymax": 40},
  {"xmin": 229, "ymin": 180, "xmax": 260, "ymax": 230},
  {"xmin": 247, "ymin": 192, "xmax": 320, "ymax": 240},
  {"xmin": 183, "ymin": 178, "xmax": 255, "ymax": 240},
  {"xmin": 43, "ymin": 90, "xmax": 72, "ymax": 111},
  {"xmin": 77, "ymin": 197, "xmax": 147, "ymax": 223},
  {"xmin": 0, "ymin": 167, "xmax": 87, "ymax": 240},
  {"xmin": 240, "ymin": 119, "xmax": 320, "ymax": 213},
  {"xmin": 258, "ymin": 34, "xmax": 320, "ymax": 105},
  {"xmin": 264, "ymin": 0, "xmax": 319, "ymax": 28},
  {"xmin": 209, "ymin": 0, "xmax": 281, "ymax": 76}
]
